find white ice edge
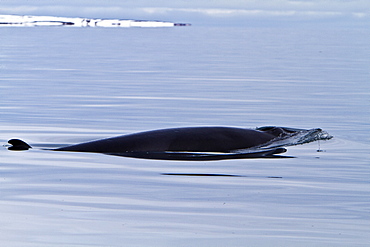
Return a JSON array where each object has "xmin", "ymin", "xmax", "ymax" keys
[{"xmin": 0, "ymin": 14, "xmax": 190, "ymax": 27}]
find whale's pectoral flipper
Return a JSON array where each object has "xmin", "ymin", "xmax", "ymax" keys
[
  {"xmin": 8, "ymin": 139, "xmax": 32, "ymax": 151},
  {"xmin": 107, "ymin": 147, "xmax": 290, "ymax": 161}
]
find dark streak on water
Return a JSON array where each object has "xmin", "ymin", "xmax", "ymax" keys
[
  {"xmin": 162, "ymin": 173, "xmax": 245, "ymax": 177},
  {"xmin": 162, "ymin": 173, "xmax": 283, "ymax": 178}
]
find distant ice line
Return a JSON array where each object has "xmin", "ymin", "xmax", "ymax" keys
[{"xmin": 0, "ymin": 14, "xmax": 190, "ymax": 27}]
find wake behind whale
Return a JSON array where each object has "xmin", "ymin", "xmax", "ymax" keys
[{"xmin": 7, "ymin": 126, "xmax": 332, "ymax": 161}]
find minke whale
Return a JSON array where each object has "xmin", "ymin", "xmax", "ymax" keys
[{"xmin": 7, "ymin": 126, "xmax": 333, "ymax": 161}]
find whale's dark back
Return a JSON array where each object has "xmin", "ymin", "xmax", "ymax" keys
[
  {"xmin": 8, "ymin": 126, "xmax": 331, "ymax": 160},
  {"xmin": 55, "ymin": 127, "xmax": 277, "ymax": 153}
]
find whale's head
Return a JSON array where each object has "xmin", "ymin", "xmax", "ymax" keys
[{"xmin": 256, "ymin": 126, "xmax": 305, "ymax": 138}]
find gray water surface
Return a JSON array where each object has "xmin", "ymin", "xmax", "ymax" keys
[{"xmin": 1, "ymin": 26, "xmax": 369, "ymax": 246}]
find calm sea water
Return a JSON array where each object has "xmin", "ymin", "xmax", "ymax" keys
[{"xmin": 0, "ymin": 25, "xmax": 369, "ymax": 246}]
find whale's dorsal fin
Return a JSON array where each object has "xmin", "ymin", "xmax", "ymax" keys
[{"xmin": 8, "ymin": 139, "xmax": 32, "ymax": 151}]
